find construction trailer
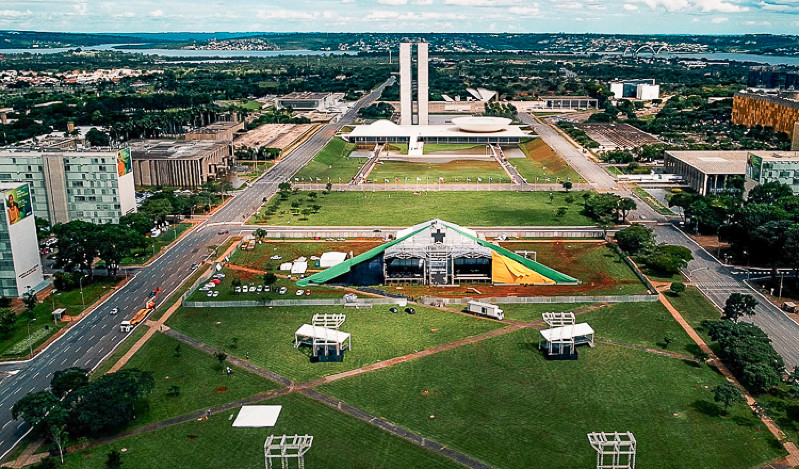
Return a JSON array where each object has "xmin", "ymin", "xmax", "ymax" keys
[{"xmin": 466, "ymin": 300, "xmax": 504, "ymax": 320}]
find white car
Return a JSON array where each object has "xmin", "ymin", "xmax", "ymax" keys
[
  {"xmin": 212, "ymin": 291, "xmax": 219, "ymax": 297},
  {"xmin": 279, "ymin": 287, "xmax": 287, "ymax": 295},
  {"xmin": 249, "ymin": 286, "xmax": 256, "ymax": 293},
  {"xmin": 110, "ymin": 307, "xmax": 119, "ymax": 315},
  {"xmin": 264, "ymin": 286, "xmax": 271, "ymax": 293},
  {"xmin": 207, "ymin": 291, "xmax": 213, "ymax": 297},
  {"xmin": 234, "ymin": 286, "xmax": 241, "ymax": 293},
  {"xmin": 295, "ymin": 290, "xmax": 304, "ymax": 296},
  {"xmin": 270, "ymin": 255, "xmax": 282, "ymax": 260},
  {"xmin": 257, "ymin": 285, "xmax": 263, "ymax": 293}
]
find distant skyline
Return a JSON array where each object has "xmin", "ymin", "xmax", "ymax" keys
[{"xmin": 1, "ymin": 0, "xmax": 798, "ymax": 35}]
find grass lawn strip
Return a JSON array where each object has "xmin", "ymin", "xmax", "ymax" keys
[
  {"xmin": 369, "ymin": 160, "xmax": 509, "ymax": 184},
  {"xmin": 60, "ymin": 393, "xmax": 463, "ymax": 469},
  {"xmin": 516, "ymin": 139, "xmax": 582, "ymax": 183},
  {"xmin": 167, "ymin": 305, "xmax": 503, "ymax": 383},
  {"xmin": 294, "ymin": 137, "xmax": 364, "ymax": 183},
  {"xmin": 113, "ymin": 332, "xmax": 279, "ymax": 428},
  {"xmin": 256, "ymin": 191, "xmax": 595, "ymax": 226},
  {"xmin": 318, "ymin": 329, "xmax": 784, "ymax": 469}
]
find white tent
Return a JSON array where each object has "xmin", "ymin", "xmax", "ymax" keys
[
  {"xmin": 319, "ymin": 252, "xmax": 347, "ymax": 268},
  {"xmin": 291, "ymin": 261, "xmax": 308, "ymax": 275},
  {"xmin": 232, "ymin": 405, "xmax": 282, "ymax": 428},
  {"xmin": 539, "ymin": 323, "xmax": 594, "ymax": 356},
  {"xmin": 294, "ymin": 324, "xmax": 351, "ymax": 354},
  {"xmin": 279, "ymin": 262, "xmax": 293, "ymax": 271}
]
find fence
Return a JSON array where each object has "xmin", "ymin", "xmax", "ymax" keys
[
  {"xmin": 419, "ymin": 294, "xmax": 658, "ymax": 306},
  {"xmin": 183, "ymin": 297, "xmax": 408, "ymax": 308}
]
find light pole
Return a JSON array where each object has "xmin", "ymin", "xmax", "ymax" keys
[
  {"xmin": 27, "ymin": 318, "xmax": 36, "ymax": 356},
  {"xmin": 79, "ymin": 274, "xmax": 86, "ymax": 309}
]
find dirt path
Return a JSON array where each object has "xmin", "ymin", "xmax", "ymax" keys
[{"xmin": 658, "ymin": 293, "xmax": 799, "ymax": 466}]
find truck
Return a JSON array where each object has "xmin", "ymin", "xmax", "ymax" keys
[
  {"xmin": 466, "ymin": 300, "xmax": 504, "ymax": 320},
  {"xmin": 119, "ymin": 308, "xmax": 152, "ymax": 333}
]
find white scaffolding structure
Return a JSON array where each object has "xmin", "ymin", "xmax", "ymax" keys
[
  {"xmin": 587, "ymin": 432, "xmax": 636, "ymax": 469},
  {"xmin": 264, "ymin": 434, "xmax": 313, "ymax": 469},
  {"xmin": 312, "ymin": 313, "xmax": 346, "ymax": 329},
  {"xmin": 542, "ymin": 312, "xmax": 575, "ymax": 327},
  {"xmin": 312, "ymin": 313, "xmax": 346, "ymax": 357}
]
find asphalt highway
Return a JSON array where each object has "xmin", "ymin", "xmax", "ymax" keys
[{"xmin": 0, "ymin": 79, "xmax": 391, "ymax": 461}]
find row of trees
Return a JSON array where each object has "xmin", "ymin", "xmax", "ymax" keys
[
  {"xmin": 614, "ymin": 224, "xmax": 694, "ymax": 275},
  {"xmin": 582, "ymin": 193, "xmax": 637, "ymax": 225},
  {"xmin": 12, "ymin": 368, "xmax": 153, "ymax": 463}
]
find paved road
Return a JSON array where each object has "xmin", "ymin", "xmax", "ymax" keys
[
  {"xmin": 0, "ymin": 79, "xmax": 391, "ymax": 461},
  {"xmin": 655, "ymin": 224, "xmax": 799, "ymax": 369},
  {"xmin": 518, "ymin": 113, "xmax": 618, "ymax": 190}
]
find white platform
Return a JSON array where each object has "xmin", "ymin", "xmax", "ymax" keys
[{"xmin": 233, "ymin": 405, "xmax": 282, "ymax": 427}]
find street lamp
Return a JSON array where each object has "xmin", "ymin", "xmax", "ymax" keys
[
  {"xmin": 79, "ymin": 275, "xmax": 86, "ymax": 309},
  {"xmin": 27, "ymin": 318, "xmax": 36, "ymax": 356}
]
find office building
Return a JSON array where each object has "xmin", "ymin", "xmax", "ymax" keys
[
  {"xmin": 747, "ymin": 67, "xmax": 799, "ymax": 90},
  {"xmin": 747, "ymin": 151, "xmax": 799, "ymax": 194},
  {"xmin": 732, "ymin": 92, "xmax": 799, "ymax": 142},
  {"xmin": 609, "ymin": 79, "xmax": 660, "ymax": 100},
  {"xmin": 1, "ymin": 182, "xmax": 46, "ymax": 297},
  {"xmin": 184, "ymin": 120, "xmax": 244, "ymax": 142},
  {"xmin": 275, "ymin": 92, "xmax": 339, "ymax": 112},
  {"xmin": 399, "ymin": 40, "xmax": 429, "ymax": 125},
  {"xmin": 128, "ymin": 140, "xmax": 232, "ymax": 188},
  {"xmin": 664, "ymin": 150, "xmax": 749, "ymax": 195},
  {"xmin": 0, "ymin": 149, "xmax": 136, "ymax": 225}
]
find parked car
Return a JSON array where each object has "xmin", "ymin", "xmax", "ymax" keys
[
  {"xmin": 279, "ymin": 287, "xmax": 287, "ymax": 295},
  {"xmin": 212, "ymin": 291, "xmax": 219, "ymax": 297},
  {"xmin": 295, "ymin": 290, "xmax": 304, "ymax": 296},
  {"xmin": 264, "ymin": 286, "xmax": 271, "ymax": 293},
  {"xmin": 234, "ymin": 286, "xmax": 241, "ymax": 293},
  {"xmin": 257, "ymin": 285, "xmax": 263, "ymax": 293},
  {"xmin": 249, "ymin": 286, "xmax": 256, "ymax": 293}
]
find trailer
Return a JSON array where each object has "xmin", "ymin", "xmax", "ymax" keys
[
  {"xmin": 466, "ymin": 300, "xmax": 504, "ymax": 320},
  {"xmin": 119, "ymin": 308, "xmax": 152, "ymax": 333}
]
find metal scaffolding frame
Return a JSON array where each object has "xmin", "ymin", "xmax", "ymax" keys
[
  {"xmin": 542, "ymin": 312, "xmax": 576, "ymax": 327},
  {"xmin": 587, "ymin": 432, "xmax": 636, "ymax": 469},
  {"xmin": 264, "ymin": 434, "xmax": 314, "ymax": 469}
]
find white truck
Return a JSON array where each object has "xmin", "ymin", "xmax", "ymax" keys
[{"xmin": 466, "ymin": 300, "xmax": 504, "ymax": 320}]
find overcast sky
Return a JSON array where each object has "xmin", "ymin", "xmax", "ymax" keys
[{"xmin": 1, "ymin": 0, "xmax": 798, "ymax": 34}]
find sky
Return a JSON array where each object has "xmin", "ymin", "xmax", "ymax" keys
[{"xmin": 0, "ymin": 0, "xmax": 798, "ymax": 34}]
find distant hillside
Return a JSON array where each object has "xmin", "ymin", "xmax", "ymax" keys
[{"xmin": 0, "ymin": 30, "xmax": 158, "ymax": 49}]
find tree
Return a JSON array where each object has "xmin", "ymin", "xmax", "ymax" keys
[
  {"xmin": 35, "ymin": 217, "xmax": 51, "ymax": 240},
  {"xmin": 68, "ymin": 369, "xmax": 154, "ymax": 437},
  {"xmin": 614, "ymin": 224, "xmax": 654, "ymax": 255},
  {"xmin": 618, "ymin": 197, "xmax": 637, "ymax": 223},
  {"xmin": 12, "ymin": 390, "xmax": 59, "ymax": 428},
  {"xmin": 713, "ymin": 382, "xmax": 743, "ymax": 415},
  {"xmin": 105, "ymin": 449, "xmax": 123, "ymax": 469},
  {"xmin": 723, "ymin": 293, "xmax": 757, "ymax": 323},
  {"xmin": 119, "ymin": 212, "xmax": 153, "ymax": 236},
  {"xmin": 556, "ymin": 206, "xmax": 568, "ymax": 218},
  {"xmin": 141, "ymin": 198, "xmax": 172, "ymax": 224},
  {"xmin": 53, "ymin": 221, "xmax": 102, "ymax": 277},
  {"xmin": 85, "ymin": 128, "xmax": 110, "ymax": 147},
  {"xmin": 643, "ymin": 244, "xmax": 693, "ymax": 275},
  {"xmin": 22, "ymin": 288, "xmax": 38, "ymax": 313},
  {"xmin": 174, "ymin": 343, "xmax": 182, "ymax": 358},
  {"xmin": 214, "ymin": 351, "xmax": 227, "ymax": 367},
  {"xmin": 742, "ymin": 362, "xmax": 780, "ymax": 394},
  {"xmin": 50, "ymin": 367, "xmax": 89, "ymax": 399},
  {"xmin": 0, "ymin": 309, "xmax": 16, "ymax": 338},
  {"xmin": 97, "ymin": 225, "xmax": 146, "ymax": 277},
  {"xmin": 747, "ymin": 181, "xmax": 793, "ymax": 205},
  {"xmin": 262, "ymin": 273, "xmax": 277, "ymax": 286},
  {"xmin": 561, "ymin": 181, "xmax": 573, "ymax": 191},
  {"xmin": 254, "ymin": 228, "xmax": 267, "ymax": 240},
  {"xmin": 669, "ymin": 282, "xmax": 686, "ymax": 296}
]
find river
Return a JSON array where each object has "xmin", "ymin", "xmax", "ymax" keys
[{"xmin": 0, "ymin": 43, "xmax": 354, "ymax": 58}]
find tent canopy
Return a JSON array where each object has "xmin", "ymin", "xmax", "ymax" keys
[
  {"xmin": 540, "ymin": 323, "xmax": 594, "ymax": 342},
  {"xmin": 294, "ymin": 324, "xmax": 351, "ymax": 345}
]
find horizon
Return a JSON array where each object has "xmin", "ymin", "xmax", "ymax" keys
[{"xmin": 1, "ymin": 0, "xmax": 798, "ymax": 35}]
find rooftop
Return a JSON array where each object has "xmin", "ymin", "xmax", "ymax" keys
[
  {"xmin": 347, "ymin": 120, "xmax": 529, "ymax": 139},
  {"xmin": 186, "ymin": 121, "xmax": 242, "ymax": 135},
  {"xmin": 278, "ymin": 92, "xmax": 334, "ymax": 100},
  {"xmin": 665, "ymin": 150, "xmax": 749, "ymax": 175},
  {"xmin": 749, "ymin": 150, "xmax": 799, "ymax": 162},
  {"xmin": 128, "ymin": 140, "xmax": 230, "ymax": 160}
]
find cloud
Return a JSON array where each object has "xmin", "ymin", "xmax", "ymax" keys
[
  {"xmin": 508, "ymin": 5, "xmax": 541, "ymax": 16},
  {"xmin": 695, "ymin": 0, "xmax": 748, "ymax": 12},
  {"xmin": 377, "ymin": 0, "xmax": 407, "ymax": 4},
  {"xmin": 256, "ymin": 9, "xmax": 315, "ymax": 19},
  {"xmin": 413, "ymin": 0, "xmax": 434, "ymax": 4},
  {"xmin": 70, "ymin": 2, "xmax": 88, "ymax": 16},
  {"xmin": 744, "ymin": 19, "xmax": 771, "ymax": 24},
  {"xmin": 149, "ymin": 9, "xmax": 164, "ymax": 17},
  {"xmin": 114, "ymin": 11, "xmax": 135, "ymax": 18},
  {"xmin": 443, "ymin": 0, "xmax": 520, "ymax": 5},
  {"xmin": 759, "ymin": 1, "xmax": 799, "ymax": 12},
  {"xmin": 710, "ymin": 15, "xmax": 729, "ymax": 21},
  {"xmin": 623, "ymin": 3, "xmax": 640, "ymax": 10},
  {"xmin": 341, "ymin": 0, "xmax": 355, "ymax": 3},
  {"xmin": 0, "ymin": 9, "xmax": 32, "ymax": 17},
  {"xmin": 637, "ymin": 0, "xmax": 748, "ymax": 11}
]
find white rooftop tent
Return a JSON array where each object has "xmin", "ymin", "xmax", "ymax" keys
[
  {"xmin": 264, "ymin": 434, "xmax": 313, "ymax": 469},
  {"xmin": 319, "ymin": 252, "xmax": 347, "ymax": 268},
  {"xmin": 291, "ymin": 261, "xmax": 308, "ymax": 275},
  {"xmin": 279, "ymin": 262, "xmax": 293, "ymax": 271},
  {"xmin": 539, "ymin": 323, "xmax": 594, "ymax": 357},
  {"xmin": 232, "ymin": 405, "xmax": 282, "ymax": 428},
  {"xmin": 294, "ymin": 324, "xmax": 351, "ymax": 357}
]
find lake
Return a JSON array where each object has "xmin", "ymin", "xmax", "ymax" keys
[{"xmin": 0, "ymin": 44, "xmax": 353, "ymax": 58}]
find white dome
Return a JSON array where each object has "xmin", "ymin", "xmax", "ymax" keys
[{"xmin": 451, "ymin": 116, "xmax": 511, "ymax": 133}]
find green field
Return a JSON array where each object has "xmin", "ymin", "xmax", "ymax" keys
[
  {"xmin": 319, "ymin": 330, "xmax": 784, "ymax": 469},
  {"xmin": 498, "ymin": 302, "xmax": 591, "ymax": 322},
  {"xmin": 168, "ymin": 305, "xmax": 502, "ymax": 383},
  {"xmin": 294, "ymin": 138, "xmax": 365, "ymax": 182},
  {"xmin": 368, "ymin": 159, "xmax": 510, "ymax": 184},
  {"xmin": 515, "ymin": 139, "xmax": 583, "ymax": 183},
  {"xmin": 255, "ymin": 191, "xmax": 596, "ymax": 226},
  {"xmin": 116, "ymin": 332, "xmax": 278, "ymax": 427},
  {"xmin": 60, "ymin": 393, "xmax": 461, "ymax": 469}
]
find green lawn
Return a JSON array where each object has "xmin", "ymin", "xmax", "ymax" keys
[
  {"xmin": 121, "ymin": 223, "xmax": 192, "ymax": 266},
  {"xmin": 294, "ymin": 138, "xmax": 365, "ymax": 182},
  {"xmin": 60, "ymin": 393, "xmax": 462, "ymax": 469},
  {"xmin": 498, "ymin": 303, "xmax": 596, "ymax": 322},
  {"xmin": 515, "ymin": 139, "xmax": 582, "ymax": 183},
  {"xmin": 665, "ymin": 287, "xmax": 722, "ymax": 343},
  {"xmin": 423, "ymin": 143, "xmax": 485, "ymax": 154},
  {"xmin": 168, "ymin": 305, "xmax": 503, "ymax": 383},
  {"xmin": 117, "ymin": 332, "xmax": 278, "ymax": 427},
  {"xmin": 1, "ymin": 277, "xmax": 120, "ymax": 359},
  {"xmin": 632, "ymin": 186, "xmax": 675, "ymax": 216},
  {"xmin": 254, "ymin": 191, "xmax": 596, "ymax": 226},
  {"xmin": 92, "ymin": 326, "xmax": 148, "ymax": 376},
  {"xmin": 579, "ymin": 301, "xmax": 697, "ymax": 354},
  {"xmin": 368, "ymin": 160, "xmax": 510, "ymax": 184},
  {"xmin": 319, "ymin": 330, "xmax": 784, "ymax": 469}
]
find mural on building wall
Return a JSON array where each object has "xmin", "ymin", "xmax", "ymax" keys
[
  {"xmin": 4, "ymin": 184, "xmax": 32, "ymax": 226},
  {"xmin": 117, "ymin": 148, "xmax": 132, "ymax": 177}
]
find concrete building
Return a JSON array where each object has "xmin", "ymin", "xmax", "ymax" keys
[
  {"xmin": 0, "ymin": 149, "xmax": 136, "ymax": 225},
  {"xmin": 275, "ymin": 92, "xmax": 338, "ymax": 112},
  {"xmin": 732, "ymin": 92, "xmax": 799, "ymax": 146},
  {"xmin": 609, "ymin": 79, "xmax": 660, "ymax": 100},
  {"xmin": 511, "ymin": 97, "xmax": 598, "ymax": 112},
  {"xmin": 184, "ymin": 120, "xmax": 244, "ymax": 143},
  {"xmin": 0, "ymin": 182, "xmax": 45, "ymax": 297},
  {"xmin": 128, "ymin": 140, "xmax": 232, "ymax": 188},
  {"xmin": 664, "ymin": 150, "xmax": 749, "ymax": 195},
  {"xmin": 345, "ymin": 117, "xmax": 529, "ymax": 148},
  {"xmin": 748, "ymin": 67, "xmax": 799, "ymax": 90},
  {"xmin": 747, "ymin": 151, "xmax": 799, "ymax": 194},
  {"xmin": 399, "ymin": 40, "xmax": 429, "ymax": 126}
]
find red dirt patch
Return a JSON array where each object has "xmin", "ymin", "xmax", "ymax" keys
[
  {"xmin": 215, "ymin": 386, "xmax": 228, "ymax": 392},
  {"xmin": 187, "ymin": 435, "xmax": 198, "ymax": 439}
]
